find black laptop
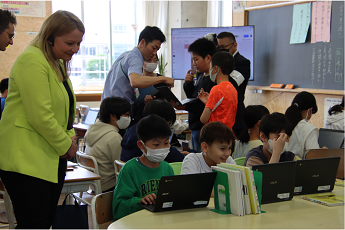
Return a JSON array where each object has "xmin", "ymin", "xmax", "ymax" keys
[
  {"xmin": 318, "ymin": 128, "xmax": 345, "ymax": 149},
  {"xmin": 294, "ymin": 157, "xmax": 340, "ymax": 195},
  {"xmin": 154, "ymin": 83, "xmax": 197, "ymax": 106},
  {"xmin": 138, "ymin": 172, "xmax": 217, "ymax": 212},
  {"xmin": 252, "ymin": 161, "xmax": 297, "ymax": 204}
]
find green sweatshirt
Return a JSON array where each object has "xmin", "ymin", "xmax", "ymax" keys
[{"xmin": 112, "ymin": 158, "xmax": 174, "ymax": 221}]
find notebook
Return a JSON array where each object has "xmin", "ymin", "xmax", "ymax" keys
[
  {"xmin": 154, "ymin": 83, "xmax": 198, "ymax": 106},
  {"xmin": 294, "ymin": 157, "xmax": 340, "ymax": 195},
  {"xmin": 318, "ymin": 128, "xmax": 345, "ymax": 149},
  {"xmin": 138, "ymin": 172, "xmax": 217, "ymax": 212},
  {"xmin": 252, "ymin": 161, "xmax": 296, "ymax": 204}
]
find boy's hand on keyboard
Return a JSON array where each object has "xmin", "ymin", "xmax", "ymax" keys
[{"xmin": 140, "ymin": 193, "xmax": 157, "ymax": 205}]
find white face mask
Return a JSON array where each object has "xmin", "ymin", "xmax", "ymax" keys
[
  {"xmin": 265, "ymin": 139, "xmax": 289, "ymax": 154},
  {"xmin": 209, "ymin": 66, "xmax": 219, "ymax": 82},
  {"xmin": 115, "ymin": 116, "xmax": 131, "ymax": 129},
  {"xmin": 143, "ymin": 63, "xmax": 158, "ymax": 73},
  {"xmin": 305, "ymin": 109, "xmax": 310, "ymax": 122},
  {"xmin": 140, "ymin": 140, "xmax": 170, "ymax": 163}
]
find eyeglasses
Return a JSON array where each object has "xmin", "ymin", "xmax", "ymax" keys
[
  {"xmin": 217, "ymin": 42, "xmax": 234, "ymax": 50},
  {"xmin": 0, "ymin": 28, "xmax": 14, "ymax": 40}
]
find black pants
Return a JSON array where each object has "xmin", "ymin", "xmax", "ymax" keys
[{"xmin": 0, "ymin": 158, "xmax": 67, "ymax": 229}]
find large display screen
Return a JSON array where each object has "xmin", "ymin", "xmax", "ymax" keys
[{"xmin": 171, "ymin": 26, "xmax": 254, "ymax": 80}]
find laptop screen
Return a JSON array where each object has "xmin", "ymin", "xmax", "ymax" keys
[
  {"xmin": 83, "ymin": 109, "xmax": 99, "ymax": 125},
  {"xmin": 318, "ymin": 128, "xmax": 345, "ymax": 149}
]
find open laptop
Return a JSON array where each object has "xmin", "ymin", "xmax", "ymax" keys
[
  {"xmin": 76, "ymin": 108, "xmax": 99, "ymax": 129},
  {"xmin": 138, "ymin": 172, "xmax": 217, "ymax": 212},
  {"xmin": 154, "ymin": 83, "xmax": 198, "ymax": 106},
  {"xmin": 318, "ymin": 128, "xmax": 345, "ymax": 149},
  {"xmin": 252, "ymin": 161, "xmax": 297, "ymax": 204},
  {"xmin": 294, "ymin": 157, "xmax": 340, "ymax": 195}
]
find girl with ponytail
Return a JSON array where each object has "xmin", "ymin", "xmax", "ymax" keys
[
  {"xmin": 285, "ymin": 91, "xmax": 320, "ymax": 159},
  {"xmin": 232, "ymin": 105, "xmax": 269, "ymax": 159}
]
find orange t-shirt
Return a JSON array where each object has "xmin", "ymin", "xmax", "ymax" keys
[{"xmin": 205, "ymin": 81, "xmax": 238, "ymax": 129}]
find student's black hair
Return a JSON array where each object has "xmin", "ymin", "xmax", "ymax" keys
[
  {"xmin": 217, "ymin": 32, "xmax": 236, "ymax": 42},
  {"xmin": 138, "ymin": 26, "xmax": 166, "ymax": 45},
  {"xmin": 238, "ymin": 105, "xmax": 270, "ymax": 143},
  {"xmin": 188, "ymin": 38, "xmax": 217, "ymax": 59},
  {"xmin": 0, "ymin": 9, "xmax": 17, "ymax": 31},
  {"xmin": 259, "ymin": 112, "xmax": 292, "ymax": 139},
  {"xmin": 137, "ymin": 114, "xmax": 171, "ymax": 143},
  {"xmin": 328, "ymin": 96, "xmax": 344, "ymax": 115},
  {"xmin": 99, "ymin": 96, "xmax": 131, "ymax": 123},
  {"xmin": 200, "ymin": 121, "xmax": 235, "ymax": 146},
  {"xmin": 285, "ymin": 91, "xmax": 318, "ymax": 130},
  {"xmin": 143, "ymin": 99, "xmax": 176, "ymax": 125},
  {"xmin": 211, "ymin": 51, "xmax": 235, "ymax": 75},
  {"xmin": 0, "ymin": 78, "xmax": 9, "ymax": 94}
]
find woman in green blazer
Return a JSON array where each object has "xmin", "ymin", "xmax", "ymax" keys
[{"xmin": 0, "ymin": 11, "xmax": 84, "ymax": 229}]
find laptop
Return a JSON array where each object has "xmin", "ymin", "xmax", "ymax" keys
[
  {"xmin": 294, "ymin": 157, "xmax": 340, "ymax": 195},
  {"xmin": 154, "ymin": 83, "xmax": 198, "ymax": 106},
  {"xmin": 77, "ymin": 108, "xmax": 99, "ymax": 130},
  {"xmin": 252, "ymin": 161, "xmax": 297, "ymax": 204},
  {"xmin": 318, "ymin": 128, "xmax": 345, "ymax": 149},
  {"xmin": 138, "ymin": 172, "xmax": 217, "ymax": 212}
]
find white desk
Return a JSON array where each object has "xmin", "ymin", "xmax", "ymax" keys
[{"xmin": 108, "ymin": 186, "xmax": 344, "ymax": 229}]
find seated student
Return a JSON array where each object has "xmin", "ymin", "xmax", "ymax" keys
[
  {"xmin": 181, "ymin": 121, "xmax": 236, "ymax": 175},
  {"xmin": 244, "ymin": 112, "xmax": 301, "ymax": 169},
  {"xmin": 112, "ymin": 114, "xmax": 175, "ymax": 221},
  {"xmin": 285, "ymin": 91, "xmax": 320, "ymax": 159},
  {"xmin": 325, "ymin": 96, "xmax": 344, "ymax": 130},
  {"xmin": 198, "ymin": 51, "xmax": 238, "ymax": 130},
  {"xmin": 84, "ymin": 97, "xmax": 131, "ymax": 193},
  {"xmin": 0, "ymin": 78, "xmax": 9, "ymax": 118},
  {"xmin": 232, "ymin": 105, "xmax": 269, "ymax": 159},
  {"xmin": 120, "ymin": 99, "xmax": 186, "ymax": 163}
]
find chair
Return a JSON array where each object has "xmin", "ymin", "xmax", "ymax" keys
[
  {"xmin": 305, "ymin": 149, "xmax": 344, "ymax": 179},
  {"xmin": 91, "ymin": 191, "xmax": 113, "ymax": 229},
  {"xmin": 76, "ymin": 151, "xmax": 101, "ymax": 195},
  {"xmin": 169, "ymin": 162, "xmax": 182, "ymax": 175},
  {"xmin": 234, "ymin": 157, "xmax": 246, "ymax": 166},
  {"xmin": 114, "ymin": 160, "xmax": 126, "ymax": 176},
  {"xmin": 0, "ymin": 181, "xmax": 16, "ymax": 229}
]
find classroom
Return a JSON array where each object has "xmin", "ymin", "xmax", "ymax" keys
[{"xmin": 0, "ymin": 0, "xmax": 343, "ymax": 229}]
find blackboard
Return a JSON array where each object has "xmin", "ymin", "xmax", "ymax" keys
[{"xmin": 247, "ymin": 1, "xmax": 344, "ymax": 90}]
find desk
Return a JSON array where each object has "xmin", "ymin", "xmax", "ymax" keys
[
  {"xmin": 73, "ymin": 123, "xmax": 89, "ymax": 137},
  {"xmin": 62, "ymin": 166, "xmax": 101, "ymax": 196},
  {"xmin": 108, "ymin": 186, "xmax": 344, "ymax": 229}
]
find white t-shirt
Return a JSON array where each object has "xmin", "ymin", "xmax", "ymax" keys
[
  {"xmin": 181, "ymin": 152, "xmax": 236, "ymax": 175},
  {"xmin": 232, "ymin": 139, "xmax": 263, "ymax": 159},
  {"xmin": 287, "ymin": 120, "xmax": 319, "ymax": 159}
]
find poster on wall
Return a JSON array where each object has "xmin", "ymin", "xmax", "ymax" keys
[{"xmin": 0, "ymin": 1, "xmax": 45, "ymax": 17}]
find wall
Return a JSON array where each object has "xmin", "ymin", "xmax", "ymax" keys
[
  {"xmin": 0, "ymin": 2, "xmax": 52, "ymax": 80},
  {"xmin": 233, "ymin": 1, "xmax": 343, "ymax": 128}
]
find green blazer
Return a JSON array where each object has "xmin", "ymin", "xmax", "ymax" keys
[{"xmin": 0, "ymin": 46, "xmax": 76, "ymax": 183}]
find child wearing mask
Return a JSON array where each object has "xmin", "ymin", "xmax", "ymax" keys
[
  {"xmin": 181, "ymin": 121, "xmax": 236, "ymax": 175},
  {"xmin": 244, "ymin": 112, "xmax": 300, "ymax": 169},
  {"xmin": 84, "ymin": 96, "xmax": 131, "ymax": 193},
  {"xmin": 198, "ymin": 51, "xmax": 238, "ymax": 130},
  {"xmin": 112, "ymin": 114, "xmax": 174, "ymax": 221}
]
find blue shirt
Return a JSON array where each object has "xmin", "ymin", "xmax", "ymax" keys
[
  {"xmin": 1, "ymin": 97, "xmax": 5, "ymax": 114},
  {"xmin": 101, "ymin": 47, "xmax": 144, "ymax": 104}
]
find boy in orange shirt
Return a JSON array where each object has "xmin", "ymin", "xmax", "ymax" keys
[{"xmin": 198, "ymin": 51, "xmax": 238, "ymax": 129}]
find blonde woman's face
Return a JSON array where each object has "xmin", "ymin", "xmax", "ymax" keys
[{"xmin": 52, "ymin": 29, "xmax": 83, "ymax": 61}]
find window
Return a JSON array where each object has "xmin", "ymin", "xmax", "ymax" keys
[{"xmin": 113, "ymin": 24, "xmax": 127, "ymax": 33}]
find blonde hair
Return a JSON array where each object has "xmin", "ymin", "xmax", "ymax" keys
[{"xmin": 28, "ymin": 10, "xmax": 85, "ymax": 82}]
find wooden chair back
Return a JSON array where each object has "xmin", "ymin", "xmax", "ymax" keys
[
  {"xmin": 114, "ymin": 160, "xmax": 126, "ymax": 176},
  {"xmin": 91, "ymin": 191, "xmax": 113, "ymax": 229}
]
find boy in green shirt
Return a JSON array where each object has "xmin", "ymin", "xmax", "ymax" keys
[{"xmin": 112, "ymin": 114, "xmax": 174, "ymax": 221}]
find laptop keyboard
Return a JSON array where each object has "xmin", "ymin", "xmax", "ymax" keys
[{"xmin": 142, "ymin": 203, "xmax": 155, "ymax": 211}]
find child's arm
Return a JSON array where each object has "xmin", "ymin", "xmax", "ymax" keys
[
  {"xmin": 269, "ymin": 133, "xmax": 289, "ymax": 164},
  {"xmin": 140, "ymin": 193, "xmax": 157, "ymax": 204},
  {"xmin": 198, "ymin": 88, "xmax": 209, "ymax": 104},
  {"xmin": 200, "ymin": 108, "xmax": 212, "ymax": 124}
]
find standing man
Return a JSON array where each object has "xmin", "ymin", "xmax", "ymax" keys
[
  {"xmin": 0, "ymin": 9, "xmax": 16, "ymax": 51},
  {"xmin": 217, "ymin": 32, "xmax": 250, "ymax": 138},
  {"xmin": 102, "ymin": 26, "xmax": 174, "ymax": 124}
]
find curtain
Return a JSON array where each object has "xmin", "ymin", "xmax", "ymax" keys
[{"xmin": 207, "ymin": 1, "xmax": 220, "ymax": 27}]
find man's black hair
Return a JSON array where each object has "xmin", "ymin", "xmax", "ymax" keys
[
  {"xmin": 188, "ymin": 38, "xmax": 217, "ymax": 59},
  {"xmin": 99, "ymin": 96, "xmax": 131, "ymax": 123},
  {"xmin": 259, "ymin": 112, "xmax": 292, "ymax": 138},
  {"xmin": 0, "ymin": 78, "xmax": 9, "ymax": 94},
  {"xmin": 0, "ymin": 9, "xmax": 17, "ymax": 31},
  {"xmin": 138, "ymin": 26, "xmax": 166, "ymax": 45},
  {"xmin": 211, "ymin": 51, "xmax": 235, "ymax": 75},
  {"xmin": 200, "ymin": 121, "xmax": 235, "ymax": 146},
  {"xmin": 143, "ymin": 99, "xmax": 176, "ymax": 125},
  {"xmin": 217, "ymin": 32, "xmax": 236, "ymax": 42},
  {"xmin": 137, "ymin": 114, "xmax": 171, "ymax": 143}
]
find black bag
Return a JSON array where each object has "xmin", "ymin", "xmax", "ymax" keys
[{"xmin": 52, "ymin": 193, "xmax": 89, "ymax": 229}]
